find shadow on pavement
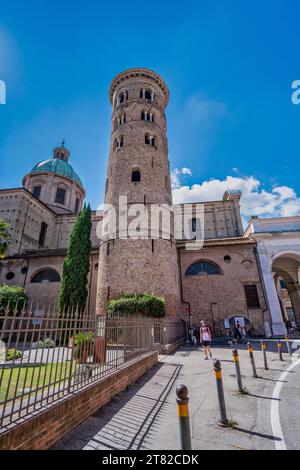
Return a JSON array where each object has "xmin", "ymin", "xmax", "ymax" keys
[
  {"xmin": 54, "ymin": 361, "xmax": 182, "ymax": 450},
  {"xmin": 233, "ymin": 426, "xmax": 282, "ymax": 441}
]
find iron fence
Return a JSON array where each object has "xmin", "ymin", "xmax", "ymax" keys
[{"xmin": 0, "ymin": 305, "xmax": 157, "ymax": 429}]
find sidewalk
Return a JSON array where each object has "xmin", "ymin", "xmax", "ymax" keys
[{"xmin": 54, "ymin": 343, "xmax": 300, "ymax": 450}]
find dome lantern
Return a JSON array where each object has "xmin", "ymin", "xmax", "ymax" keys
[{"xmin": 52, "ymin": 139, "xmax": 70, "ymax": 162}]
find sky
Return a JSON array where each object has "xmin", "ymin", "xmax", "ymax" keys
[{"xmin": 0, "ymin": 0, "xmax": 300, "ymax": 226}]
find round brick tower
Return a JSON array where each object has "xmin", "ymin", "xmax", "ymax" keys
[{"xmin": 96, "ymin": 68, "xmax": 181, "ymax": 316}]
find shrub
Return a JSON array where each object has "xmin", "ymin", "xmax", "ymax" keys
[
  {"xmin": 36, "ymin": 337, "xmax": 56, "ymax": 348},
  {"xmin": 0, "ymin": 219, "xmax": 11, "ymax": 259},
  {"xmin": 73, "ymin": 331, "xmax": 94, "ymax": 347},
  {"xmin": 73, "ymin": 331, "xmax": 94, "ymax": 361},
  {"xmin": 0, "ymin": 285, "xmax": 28, "ymax": 329},
  {"xmin": 6, "ymin": 348, "xmax": 23, "ymax": 361},
  {"xmin": 108, "ymin": 293, "xmax": 166, "ymax": 318},
  {"xmin": 0, "ymin": 285, "xmax": 28, "ymax": 314}
]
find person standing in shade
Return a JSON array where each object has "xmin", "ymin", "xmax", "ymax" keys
[
  {"xmin": 200, "ymin": 320, "xmax": 212, "ymax": 360},
  {"xmin": 233, "ymin": 321, "xmax": 242, "ymax": 342}
]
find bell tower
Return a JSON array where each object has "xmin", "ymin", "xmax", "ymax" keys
[{"xmin": 96, "ymin": 68, "xmax": 181, "ymax": 315}]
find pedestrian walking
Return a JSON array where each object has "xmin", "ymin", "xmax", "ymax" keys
[
  {"xmin": 233, "ymin": 322, "xmax": 242, "ymax": 342},
  {"xmin": 193, "ymin": 326, "xmax": 200, "ymax": 346},
  {"xmin": 200, "ymin": 320, "xmax": 212, "ymax": 359},
  {"xmin": 291, "ymin": 320, "xmax": 297, "ymax": 334},
  {"xmin": 241, "ymin": 326, "xmax": 247, "ymax": 343},
  {"xmin": 226, "ymin": 328, "xmax": 233, "ymax": 347}
]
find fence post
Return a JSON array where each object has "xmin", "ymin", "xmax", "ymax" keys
[
  {"xmin": 278, "ymin": 340, "xmax": 283, "ymax": 361},
  {"xmin": 232, "ymin": 349, "xmax": 244, "ymax": 392},
  {"xmin": 247, "ymin": 341, "xmax": 258, "ymax": 378},
  {"xmin": 213, "ymin": 359, "xmax": 228, "ymax": 426},
  {"xmin": 261, "ymin": 340, "xmax": 268, "ymax": 370},
  {"xmin": 176, "ymin": 384, "xmax": 192, "ymax": 450},
  {"xmin": 285, "ymin": 335, "xmax": 292, "ymax": 356}
]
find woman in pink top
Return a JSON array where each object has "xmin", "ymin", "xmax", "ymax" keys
[{"xmin": 200, "ymin": 320, "xmax": 212, "ymax": 360}]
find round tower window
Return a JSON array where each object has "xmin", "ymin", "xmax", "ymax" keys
[
  {"xmin": 21, "ymin": 267, "xmax": 28, "ymax": 275},
  {"xmin": 224, "ymin": 255, "xmax": 231, "ymax": 263}
]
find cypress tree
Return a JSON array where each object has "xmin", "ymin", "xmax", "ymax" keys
[{"xmin": 58, "ymin": 204, "xmax": 92, "ymax": 315}]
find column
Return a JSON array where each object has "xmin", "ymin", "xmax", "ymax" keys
[{"xmin": 257, "ymin": 243, "xmax": 287, "ymax": 336}]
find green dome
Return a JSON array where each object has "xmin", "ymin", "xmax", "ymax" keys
[{"xmin": 31, "ymin": 158, "xmax": 83, "ymax": 187}]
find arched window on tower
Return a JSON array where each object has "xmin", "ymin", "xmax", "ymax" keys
[
  {"xmin": 116, "ymin": 113, "xmax": 126, "ymax": 126},
  {"xmin": 117, "ymin": 90, "xmax": 128, "ymax": 105},
  {"xmin": 141, "ymin": 111, "xmax": 154, "ymax": 122},
  {"xmin": 114, "ymin": 136, "xmax": 123, "ymax": 150},
  {"xmin": 131, "ymin": 170, "xmax": 141, "ymax": 183},
  {"xmin": 145, "ymin": 134, "xmax": 155, "ymax": 146},
  {"xmin": 140, "ymin": 88, "xmax": 154, "ymax": 101},
  {"xmin": 185, "ymin": 261, "xmax": 222, "ymax": 276}
]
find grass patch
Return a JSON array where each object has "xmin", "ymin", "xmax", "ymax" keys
[
  {"xmin": 227, "ymin": 419, "xmax": 238, "ymax": 429},
  {"xmin": 0, "ymin": 362, "xmax": 74, "ymax": 402}
]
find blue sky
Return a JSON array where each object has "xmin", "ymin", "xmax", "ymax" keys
[{"xmin": 1, "ymin": 0, "xmax": 300, "ymax": 222}]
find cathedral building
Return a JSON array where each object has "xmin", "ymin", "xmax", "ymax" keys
[{"xmin": 1, "ymin": 68, "xmax": 299, "ymax": 337}]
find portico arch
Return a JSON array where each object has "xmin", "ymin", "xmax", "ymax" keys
[{"xmin": 272, "ymin": 252, "xmax": 300, "ymax": 330}]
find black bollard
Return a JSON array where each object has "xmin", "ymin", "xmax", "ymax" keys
[
  {"xmin": 278, "ymin": 340, "xmax": 283, "ymax": 361},
  {"xmin": 232, "ymin": 349, "xmax": 244, "ymax": 392},
  {"xmin": 213, "ymin": 359, "xmax": 228, "ymax": 426},
  {"xmin": 261, "ymin": 340, "xmax": 269, "ymax": 370},
  {"xmin": 247, "ymin": 341, "xmax": 258, "ymax": 378},
  {"xmin": 176, "ymin": 384, "xmax": 192, "ymax": 450}
]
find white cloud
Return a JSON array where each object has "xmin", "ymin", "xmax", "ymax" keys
[
  {"xmin": 171, "ymin": 167, "xmax": 192, "ymax": 189},
  {"xmin": 171, "ymin": 168, "xmax": 300, "ymax": 225}
]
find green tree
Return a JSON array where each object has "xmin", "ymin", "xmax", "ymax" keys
[
  {"xmin": 58, "ymin": 205, "xmax": 92, "ymax": 315},
  {"xmin": 0, "ymin": 219, "xmax": 11, "ymax": 259}
]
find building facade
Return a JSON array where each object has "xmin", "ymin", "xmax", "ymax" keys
[
  {"xmin": 245, "ymin": 216, "xmax": 300, "ymax": 335},
  {"xmin": 1, "ymin": 68, "xmax": 299, "ymax": 336}
]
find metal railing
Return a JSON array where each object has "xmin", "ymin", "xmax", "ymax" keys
[{"xmin": 0, "ymin": 305, "xmax": 157, "ymax": 429}]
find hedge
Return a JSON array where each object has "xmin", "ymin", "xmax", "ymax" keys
[
  {"xmin": 108, "ymin": 293, "xmax": 166, "ymax": 318},
  {"xmin": 0, "ymin": 285, "xmax": 28, "ymax": 314}
]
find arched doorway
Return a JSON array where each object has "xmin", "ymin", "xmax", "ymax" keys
[{"xmin": 272, "ymin": 253, "xmax": 300, "ymax": 332}]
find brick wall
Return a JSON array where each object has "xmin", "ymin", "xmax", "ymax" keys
[
  {"xmin": 0, "ymin": 351, "xmax": 158, "ymax": 450},
  {"xmin": 180, "ymin": 242, "xmax": 271, "ymax": 334}
]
